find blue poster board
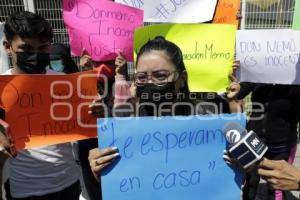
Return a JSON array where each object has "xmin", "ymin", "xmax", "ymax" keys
[{"xmin": 98, "ymin": 114, "xmax": 246, "ymax": 200}]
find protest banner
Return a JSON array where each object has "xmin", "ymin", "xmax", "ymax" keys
[
  {"xmin": 0, "ymin": 23, "xmax": 9, "ymax": 73},
  {"xmin": 293, "ymin": 0, "xmax": 300, "ymax": 30},
  {"xmin": 236, "ymin": 29, "xmax": 300, "ymax": 84},
  {"xmin": 63, "ymin": 0, "xmax": 143, "ymax": 61},
  {"xmin": 213, "ymin": 0, "xmax": 240, "ymax": 27},
  {"xmin": 115, "ymin": 0, "xmax": 217, "ymax": 23},
  {"xmin": 134, "ymin": 24, "xmax": 236, "ymax": 92},
  {"xmin": 98, "ymin": 114, "xmax": 246, "ymax": 200},
  {"xmin": 0, "ymin": 72, "xmax": 98, "ymax": 150}
]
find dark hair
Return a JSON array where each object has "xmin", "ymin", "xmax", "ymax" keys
[
  {"xmin": 4, "ymin": 11, "xmax": 53, "ymax": 42},
  {"xmin": 50, "ymin": 43, "xmax": 79, "ymax": 74},
  {"xmin": 136, "ymin": 36, "xmax": 189, "ymax": 94},
  {"xmin": 136, "ymin": 36, "xmax": 185, "ymax": 72}
]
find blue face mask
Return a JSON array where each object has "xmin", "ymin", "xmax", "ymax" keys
[{"xmin": 50, "ymin": 60, "xmax": 64, "ymax": 72}]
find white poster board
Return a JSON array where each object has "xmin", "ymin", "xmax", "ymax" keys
[
  {"xmin": 236, "ymin": 29, "xmax": 300, "ymax": 85},
  {"xmin": 115, "ymin": 0, "xmax": 218, "ymax": 23}
]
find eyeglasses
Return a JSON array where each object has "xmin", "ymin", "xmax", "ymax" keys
[{"xmin": 134, "ymin": 70, "xmax": 178, "ymax": 86}]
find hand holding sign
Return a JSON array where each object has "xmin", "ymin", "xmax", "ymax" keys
[
  {"xmin": 0, "ymin": 120, "xmax": 15, "ymax": 157},
  {"xmin": 89, "ymin": 147, "xmax": 119, "ymax": 181},
  {"xmin": 0, "ymin": 23, "xmax": 9, "ymax": 73}
]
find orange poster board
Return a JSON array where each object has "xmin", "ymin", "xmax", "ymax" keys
[
  {"xmin": 213, "ymin": 0, "xmax": 240, "ymax": 27},
  {"xmin": 0, "ymin": 71, "xmax": 98, "ymax": 150}
]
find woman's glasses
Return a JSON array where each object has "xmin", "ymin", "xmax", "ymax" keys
[{"xmin": 134, "ymin": 70, "xmax": 177, "ymax": 86}]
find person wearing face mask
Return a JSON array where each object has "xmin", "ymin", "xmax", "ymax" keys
[
  {"xmin": 50, "ymin": 43, "xmax": 79, "ymax": 74},
  {"xmin": 1, "ymin": 12, "xmax": 80, "ymax": 200},
  {"xmin": 87, "ymin": 36, "xmax": 242, "ymax": 197}
]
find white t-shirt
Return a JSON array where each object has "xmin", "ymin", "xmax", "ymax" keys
[{"xmin": 3, "ymin": 68, "xmax": 80, "ymax": 198}]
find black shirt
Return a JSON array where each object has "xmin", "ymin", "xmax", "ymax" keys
[{"xmin": 238, "ymin": 82, "xmax": 300, "ymax": 152}]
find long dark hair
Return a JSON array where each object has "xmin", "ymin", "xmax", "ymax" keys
[{"xmin": 136, "ymin": 36, "xmax": 190, "ymax": 96}]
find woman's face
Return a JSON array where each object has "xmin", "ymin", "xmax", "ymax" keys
[{"xmin": 136, "ymin": 50, "xmax": 185, "ymax": 92}]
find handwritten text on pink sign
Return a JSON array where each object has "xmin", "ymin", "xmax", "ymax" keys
[{"xmin": 63, "ymin": 0, "xmax": 143, "ymax": 61}]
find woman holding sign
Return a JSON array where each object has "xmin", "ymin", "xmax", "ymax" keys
[{"xmin": 88, "ymin": 36, "xmax": 241, "ymax": 194}]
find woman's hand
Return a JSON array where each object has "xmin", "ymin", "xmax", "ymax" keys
[
  {"xmin": 258, "ymin": 159, "xmax": 300, "ymax": 191},
  {"xmin": 223, "ymin": 150, "xmax": 254, "ymax": 173},
  {"xmin": 226, "ymin": 60, "xmax": 241, "ymax": 100},
  {"xmin": 88, "ymin": 147, "xmax": 119, "ymax": 181},
  {"xmin": 225, "ymin": 78, "xmax": 242, "ymax": 112},
  {"xmin": 228, "ymin": 60, "xmax": 240, "ymax": 84},
  {"xmin": 88, "ymin": 96, "xmax": 107, "ymax": 118},
  {"xmin": 223, "ymin": 150, "xmax": 237, "ymax": 166},
  {"xmin": 80, "ymin": 49, "xmax": 94, "ymax": 71},
  {"xmin": 0, "ymin": 130, "xmax": 12, "ymax": 158},
  {"xmin": 226, "ymin": 82, "xmax": 241, "ymax": 100},
  {"xmin": 225, "ymin": 60, "xmax": 243, "ymax": 112},
  {"xmin": 115, "ymin": 51, "xmax": 127, "ymax": 76}
]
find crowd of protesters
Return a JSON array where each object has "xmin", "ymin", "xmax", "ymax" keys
[{"xmin": 0, "ymin": 10, "xmax": 299, "ymax": 200}]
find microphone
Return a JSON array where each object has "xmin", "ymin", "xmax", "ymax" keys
[{"xmin": 222, "ymin": 123, "xmax": 268, "ymax": 169}]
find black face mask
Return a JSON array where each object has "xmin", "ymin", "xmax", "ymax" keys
[
  {"xmin": 136, "ymin": 82, "xmax": 176, "ymax": 103},
  {"xmin": 16, "ymin": 52, "xmax": 50, "ymax": 74}
]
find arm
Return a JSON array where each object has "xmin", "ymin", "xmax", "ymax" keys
[
  {"xmin": 225, "ymin": 82, "xmax": 243, "ymax": 113},
  {"xmin": 114, "ymin": 52, "xmax": 133, "ymax": 107},
  {"xmin": 0, "ymin": 130, "xmax": 10, "ymax": 158},
  {"xmin": 88, "ymin": 97, "xmax": 109, "ymax": 118},
  {"xmin": 115, "ymin": 51, "xmax": 127, "ymax": 77},
  {"xmin": 114, "ymin": 75, "xmax": 133, "ymax": 108},
  {"xmin": 225, "ymin": 60, "xmax": 243, "ymax": 113},
  {"xmin": 0, "ymin": 121, "xmax": 14, "ymax": 158},
  {"xmin": 79, "ymin": 49, "xmax": 94, "ymax": 71},
  {"xmin": 258, "ymin": 159, "xmax": 300, "ymax": 191}
]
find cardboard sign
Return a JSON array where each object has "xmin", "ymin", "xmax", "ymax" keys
[
  {"xmin": 134, "ymin": 24, "xmax": 236, "ymax": 92},
  {"xmin": 98, "ymin": 114, "xmax": 246, "ymax": 200},
  {"xmin": 0, "ymin": 72, "xmax": 98, "ymax": 150},
  {"xmin": 236, "ymin": 29, "xmax": 300, "ymax": 84},
  {"xmin": 115, "ymin": 0, "xmax": 218, "ymax": 23},
  {"xmin": 63, "ymin": 0, "xmax": 144, "ymax": 61},
  {"xmin": 213, "ymin": 0, "xmax": 240, "ymax": 27}
]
